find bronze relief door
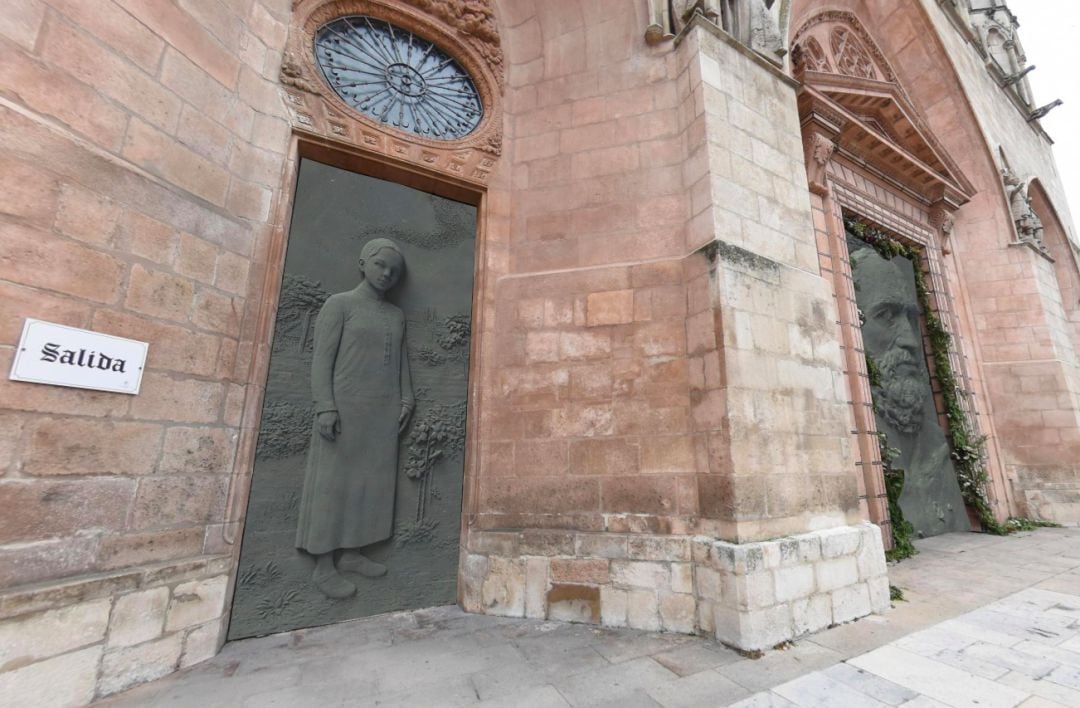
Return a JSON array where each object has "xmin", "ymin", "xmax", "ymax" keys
[
  {"xmin": 230, "ymin": 159, "xmax": 476, "ymax": 639},
  {"xmin": 846, "ymin": 230, "xmax": 970, "ymax": 539}
]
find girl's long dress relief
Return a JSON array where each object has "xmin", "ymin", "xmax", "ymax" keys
[{"xmin": 295, "ymin": 284, "xmax": 413, "ymax": 554}]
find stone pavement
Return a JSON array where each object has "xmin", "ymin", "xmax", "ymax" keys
[{"xmin": 100, "ymin": 528, "xmax": 1080, "ymax": 707}]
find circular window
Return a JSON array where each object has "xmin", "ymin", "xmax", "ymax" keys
[{"xmin": 314, "ymin": 16, "xmax": 484, "ymax": 140}]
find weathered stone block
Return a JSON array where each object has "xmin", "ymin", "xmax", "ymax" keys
[
  {"xmin": 867, "ymin": 575, "xmax": 891, "ymax": 614},
  {"xmin": 627, "ymin": 535, "xmax": 691, "ymax": 562},
  {"xmin": 733, "ymin": 569, "xmax": 775, "ymax": 610},
  {"xmin": 626, "ymin": 588, "xmax": 660, "ymax": 631},
  {"xmin": 99, "ymin": 633, "xmax": 182, "ymax": 696},
  {"xmin": 0, "ymin": 479, "xmax": 134, "ymax": 545},
  {"xmin": 108, "ymin": 587, "xmax": 169, "ymax": 647},
  {"xmin": 659, "ymin": 592, "xmax": 696, "ymax": 633},
  {"xmin": 459, "ymin": 553, "xmax": 489, "ymax": 613},
  {"xmin": 777, "ymin": 539, "xmax": 803, "ymax": 565},
  {"xmin": 600, "ymin": 585, "xmax": 628, "ymax": 628},
  {"xmin": 819, "ymin": 526, "xmax": 862, "ymax": 559},
  {"xmin": 773, "ymin": 564, "xmax": 815, "ymax": 603},
  {"xmin": 695, "ymin": 565, "xmax": 720, "ymax": 600},
  {"xmin": 670, "ymin": 563, "xmax": 694, "ymax": 594},
  {"xmin": 519, "ymin": 529, "xmax": 575, "ymax": 556},
  {"xmin": 815, "ymin": 557, "xmax": 859, "ymax": 593},
  {"xmin": 856, "ymin": 531, "xmax": 888, "ymax": 580},
  {"xmin": 610, "ymin": 560, "xmax": 669, "ymax": 589},
  {"xmin": 524, "ymin": 557, "xmax": 549, "ymax": 619},
  {"xmin": 697, "ymin": 598, "xmax": 716, "ymax": 635},
  {"xmin": 23, "ymin": 419, "xmax": 163, "ymax": 477},
  {"xmin": 159, "ymin": 428, "xmax": 236, "ymax": 476},
  {"xmin": 480, "ymin": 558, "xmax": 525, "ymax": 617},
  {"xmin": 96, "ymin": 527, "xmax": 204, "ymax": 571},
  {"xmin": 791, "ymin": 593, "xmax": 832, "ymax": 636},
  {"xmin": 180, "ymin": 621, "xmax": 221, "ymax": 669},
  {"xmin": 586, "ymin": 290, "xmax": 634, "ymax": 326},
  {"xmin": 798, "ymin": 534, "xmax": 822, "ymax": 563},
  {"xmin": 550, "ymin": 558, "xmax": 609, "ymax": 585},
  {"xmin": 0, "ymin": 646, "xmax": 101, "ymax": 707},
  {"xmin": 0, "ymin": 599, "xmax": 109, "ymax": 667},
  {"xmin": 165, "ymin": 575, "xmax": 228, "ymax": 632},
  {"xmin": 470, "ymin": 531, "xmax": 521, "ymax": 557},
  {"xmin": 831, "ymin": 583, "xmax": 872, "ymax": 625},
  {"xmin": 546, "ymin": 584, "xmax": 600, "ymax": 624}
]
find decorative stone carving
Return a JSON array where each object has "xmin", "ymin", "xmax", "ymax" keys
[
  {"xmin": 644, "ymin": 0, "xmax": 672, "ymax": 44},
  {"xmin": 657, "ymin": 1, "xmax": 783, "ymax": 65},
  {"xmin": 792, "ymin": 12, "xmax": 893, "ymax": 83},
  {"xmin": 406, "ymin": 0, "xmax": 503, "ymax": 85},
  {"xmin": 830, "ymin": 27, "xmax": 876, "ymax": 79},
  {"xmin": 1002, "ymin": 167, "xmax": 1047, "ymax": 250},
  {"xmin": 1028, "ymin": 99, "xmax": 1063, "ymax": 122},
  {"xmin": 746, "ymin": 0, "xmax": 785, "ymax": 64},
  {"xmin": 811, "ymin": 132, "xmax": 836, "ymax": 166},
  {"xmin": 280, "ymin": 52, "xmax": 324, "ymax": 94},
  {"xmin": 796, "ymin": 36, "xmax": 831, "ymax": 72},
  {"xmin": 680, "ymin": 0, "xmax": 720, "ymax": 25},
  {"xmin": 929, "ymin": 205, "xmax": 957, "ymax": 255},
  {"xmin": 281, "ymin": 0, "xmax": 504, "ymax": 187},
  {"xmin": 803, "ymin": 129, "xmax": 837, "ymax": 195}
]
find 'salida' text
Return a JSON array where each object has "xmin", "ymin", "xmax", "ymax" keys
[{"xmin": 41, "ymin": 343, "xmax": 128, "ymax": 372}]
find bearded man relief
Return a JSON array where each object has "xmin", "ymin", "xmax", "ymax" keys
[{"xmin": 848, "ymin": 235, "xmax": 970, "ymax": 537}]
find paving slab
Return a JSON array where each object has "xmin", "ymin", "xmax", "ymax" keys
[{"xmin": 100, "ymin": 528, "xmax": 1080, "ymax": 707}]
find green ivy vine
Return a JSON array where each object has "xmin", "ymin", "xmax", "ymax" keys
[
  {"xmin": 845, "ymin": 217, "xmax": 1006, "ymax": 536},
  {"xmin": 878, "ymin": 431, "xmax": 917, "ymax": 560}
]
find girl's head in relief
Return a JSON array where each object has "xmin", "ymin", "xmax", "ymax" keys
[{"xmin": 358, "ymin": 238, "xmax": 405, "ymax": 295}]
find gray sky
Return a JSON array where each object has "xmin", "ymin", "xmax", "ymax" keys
[{"xmin": 1006, "ymin": 1, "xmax": 1080, "ymax": 235}]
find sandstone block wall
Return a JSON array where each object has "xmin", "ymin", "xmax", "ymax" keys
[
  {"xmin": 700, "ymin": 523, "xmax": 889, "ymax": 650},
  {"xmin": 462, "ymin": 522, "xmax": 888, "ymax": 651},
  {"xmin": 475, "ymin": 1, "xmax": 702, "ymax": 540},
  {"xmin": 0, "ymin": 0, "xmax": 293, "ymax": 699},
  {"xmin": 686, "ymin": 24, "xmax": 862, "ymax": 543},
  {"xmin": 916, "ymin": 0, "xmax": 1080, "ymax": 522},
  {"xmin": 463, "ymin": 5, "xmax": 876, "ymax": 650}
]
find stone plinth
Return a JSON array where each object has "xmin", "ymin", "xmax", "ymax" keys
[
  {"xmin": 461, "ymin": 522, "xmax": 889, "ymax": 651},
  {"xmin": 699, "ymin": 523, "xmax": 889, "ymax": 650}
]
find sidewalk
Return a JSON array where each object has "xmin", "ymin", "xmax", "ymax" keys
[{"xmin": 101, "ymin": 528, "xmax": 1080, "ymax": 707}]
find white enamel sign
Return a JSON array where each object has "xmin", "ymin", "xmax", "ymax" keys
[{"xmin": 9, "ymin": 319, "xmax": 149, "ymax": 395}]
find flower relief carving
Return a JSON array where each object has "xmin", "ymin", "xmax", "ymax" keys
[{"xmin": 830, "ymin": 27, "xmax": 876, "ymax": 79}]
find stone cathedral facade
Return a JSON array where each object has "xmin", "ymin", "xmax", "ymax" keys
[{"xmin": 0, "ymin": 0, "xmax": 1077, "ymax": 702}]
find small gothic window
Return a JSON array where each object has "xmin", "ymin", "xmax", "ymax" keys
[{"xmin": 314, "ymin": 16, "xmax": 483, "ymax": 140}]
